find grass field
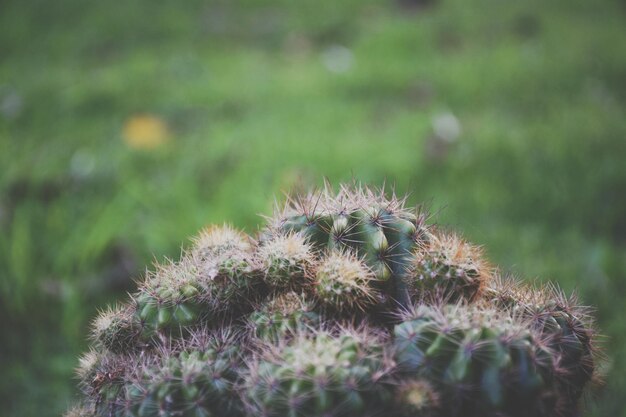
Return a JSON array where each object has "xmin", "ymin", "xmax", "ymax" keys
[{"xmin": 1, "ymin": 0, "xmax": 625, "ymax": 415}]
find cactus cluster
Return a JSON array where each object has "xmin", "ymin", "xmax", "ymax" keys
[{"xmin": 68, "ymin": 184, "xmax": 599, "ymax": 417}]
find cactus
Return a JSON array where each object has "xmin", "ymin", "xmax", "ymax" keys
[
  {"xmin": 67, "ymin": 184, "xmax": 599, "ymax": 417},
  {"xmin": 265, "ymin": 184, "xmax": 430, "ymax": 304},
  {"xmin": 120, "ymin": 331, "xmax": 243, "ymax": 417},
  {"xmin": 64, "ymin": 404, "xmax": 95, "ymax": 417},
  {"xmin": 75, "ymin": 350, "xmax": 127, "ymax": 417},
  {"xmin": 247, "ymin": 291, "xmax": 320, "ymax": 342},
  {"xmin": 133, "ymin": 259, "xmax": 210, "ymax": 335},
  {"xmin": 484, "ymin": 276, "xmax": 596, "ymax": 404},
  {"xmin": 407, "ymin": 232, "xmax": 489, "ymax": 302},
  {"xmin": 91, "ymin": 305, "xmax": 143, "ymax": 353},
  {"xmin": 314, "ymin": 251, "xmax": 379, "ymax": 313},
  {"xmin": 393, "ymin": 304, "xmax": 563, "ymax": 416},
  {"xmin": 244, "ymin": 328, "xmax": 394, "ymax": 417},
  {"xmin": 257, "ymin": 233, "xmax": 314, "ymax": 290}
]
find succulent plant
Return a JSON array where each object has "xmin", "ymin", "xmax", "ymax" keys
[
  {"xmin": 64, "ymin": 404, "xmax": 95, "ymax": 417},
  {"xmin": 264, "ymin": 184, "xmax": 431, "ymax": 305},
  {"xmin": 407, "ymin": 232, "xmax": 489, "ymax": 302},
  {"xmin": 394, "ymin": 303, "xmax": 565, "ymax": 416},
  {"xmin": 258, "ymin": 233, "xmax": 314, "ymax": 290},
  {"xmin": 67, "ymin": 184, "xmax": 599, "ymax": 417},
  {"xmin": 314, "ymin": 251, "xmax": 379, "ymax": 313},
  {"xmin": 244, "ymin": 328, "xmax": 394, "ymax": 417},
  {"xmin": 247, "ymin": 291, "xmax": 319, "ymax": 342},
  {"xmin": 484, "ymin": 276, "xmax": 597, "ymax": 405},
  {"xmin": 91, "ymin": 305, "xmax": 142, "ymax": 354}
]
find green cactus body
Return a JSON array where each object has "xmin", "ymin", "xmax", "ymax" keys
[
  {"xmin": 257, "ymin": 234, "xmax": 314, "ymax": 290},
  {"xmin": 248, "ymin": 292, "xmax": 320, "ymax": 342},
  {"xmin": 67, "ymin": 184, "xmax": 598, "ymax": 417},
  {"xmin": 82, "ymin": 333, "xmax": 242, "ymax": 417},
  {"xmin": 408, "ymin": 233, "xmax": 489, "ymax": 302},
  {"xmin": 92, "ymin": 305, "xmax": 143, "ymax": 353},
  {"xmin": 76, "ymin": 351, "xmax": 126, "ymax": 417},
  {"xmin": 190, "ymin": 226, "xmax": 262, "ymax": 312},
  {"xmin": 132, "ymin": 226, "xmax": 262, "ymax": 338},
  {"xmin": 123, "ymin": 348, "xmax": 242, "ymax": 417},
  {"xmin": 485, "ymin": 277, "xmax": 596, "ymax": 405},
  {"xmin": 134, "ymin": 262, "xmax": 208, "ymax": 336},
  {"xmin": 245, "ymin": 330, "xmax": 392, "ymax": 417},
  {"xmin": 314, "ymin": 251, "xmax": 379, "ymax": 313},
  {"xmin": 517, "ymin": 301, "xmax": 594, "ymax": 407},
  {"xmin": 393, "ymin": 305, "xmax": 557, "ymax": 417}
]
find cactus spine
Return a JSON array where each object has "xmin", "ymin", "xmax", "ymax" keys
[{"xmin": 67, "ymin": 184, "xmax": 599, "ymax": 417}]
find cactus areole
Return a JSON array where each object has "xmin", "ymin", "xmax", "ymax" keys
[{"xmin": 69, "ymin": 184, "xmax": 598, "ymax": 417}]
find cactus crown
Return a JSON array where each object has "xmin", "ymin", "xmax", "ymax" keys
[{"xmin": 68, "ymin": 184, "xmax": 599, "ymax": 417}]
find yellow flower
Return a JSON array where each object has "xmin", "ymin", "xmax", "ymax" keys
[{"xmin": 122, "ymin": 114, "xmax": 170, "ymax": 150}]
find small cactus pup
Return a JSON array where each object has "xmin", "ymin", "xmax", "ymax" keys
[
  {"xmin": 394, "ymin": 304, "xmax": 562, "ymax": 417},
  {"xmin": 132, "ymin": 225, "xmax": 262, "ymax": 339},
  {"xmin": 247, "ymin": 291, "xmax": 319, "ymax": 342},
  {"xmin": 122, "ymin": 331, "xmax": 244, "ymax": 417},
  {"xmin": 75, "ymin": 350, "xmax": 126, "ymax": 417},
  {"xmin": 189, "ymin": 224, "xmax": 263, "ymax": 312},
  {"xmin": 66, "ymin": 183, "xmax": 600, "ymax": 417},
  {"xmin": 133, "ymin": 259, "xmax": 208, "ymax": 336},
  {"xmin": 406, "ymin": 231, "xmax": 490, "ymax": 302},
  {"xmin": 484, "ymin": 276, "xmax": 597, "ymax": 406},
  {"xmin": 90, "ymin": 304, "xmax": 143, "ymax": 353},
  {"xmin": 314, "ymin": 251, "xmax": 380, "ymax": 313},
  {"xmin": 76, "ymin": 330, "xmax": 244, "ymax": 417},
  {"xmin": 244, "ymin": 327, "xmax": 395, "ymax": 417},
  {"xmin": 257, "ymin": 233, "xmax": 314, "ymax": 290}
]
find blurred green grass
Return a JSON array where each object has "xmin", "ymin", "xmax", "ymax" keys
[{"xmin": 1, "ymin": 0, "xmax": 625, "ymax": 415}]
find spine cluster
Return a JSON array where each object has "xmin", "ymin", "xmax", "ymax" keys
[{"xmin": 68, "ymin": 184, "xmax": 599, "ymax": 417}]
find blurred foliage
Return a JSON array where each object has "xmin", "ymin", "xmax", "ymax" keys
[{"xmin": 1, "ymin": 0, "xmax": 625, "ymax": 415}]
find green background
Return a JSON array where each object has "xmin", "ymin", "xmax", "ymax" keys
[{"xmin": 1, "ymin": 0, "xmax": 625, "ymax": 415}]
